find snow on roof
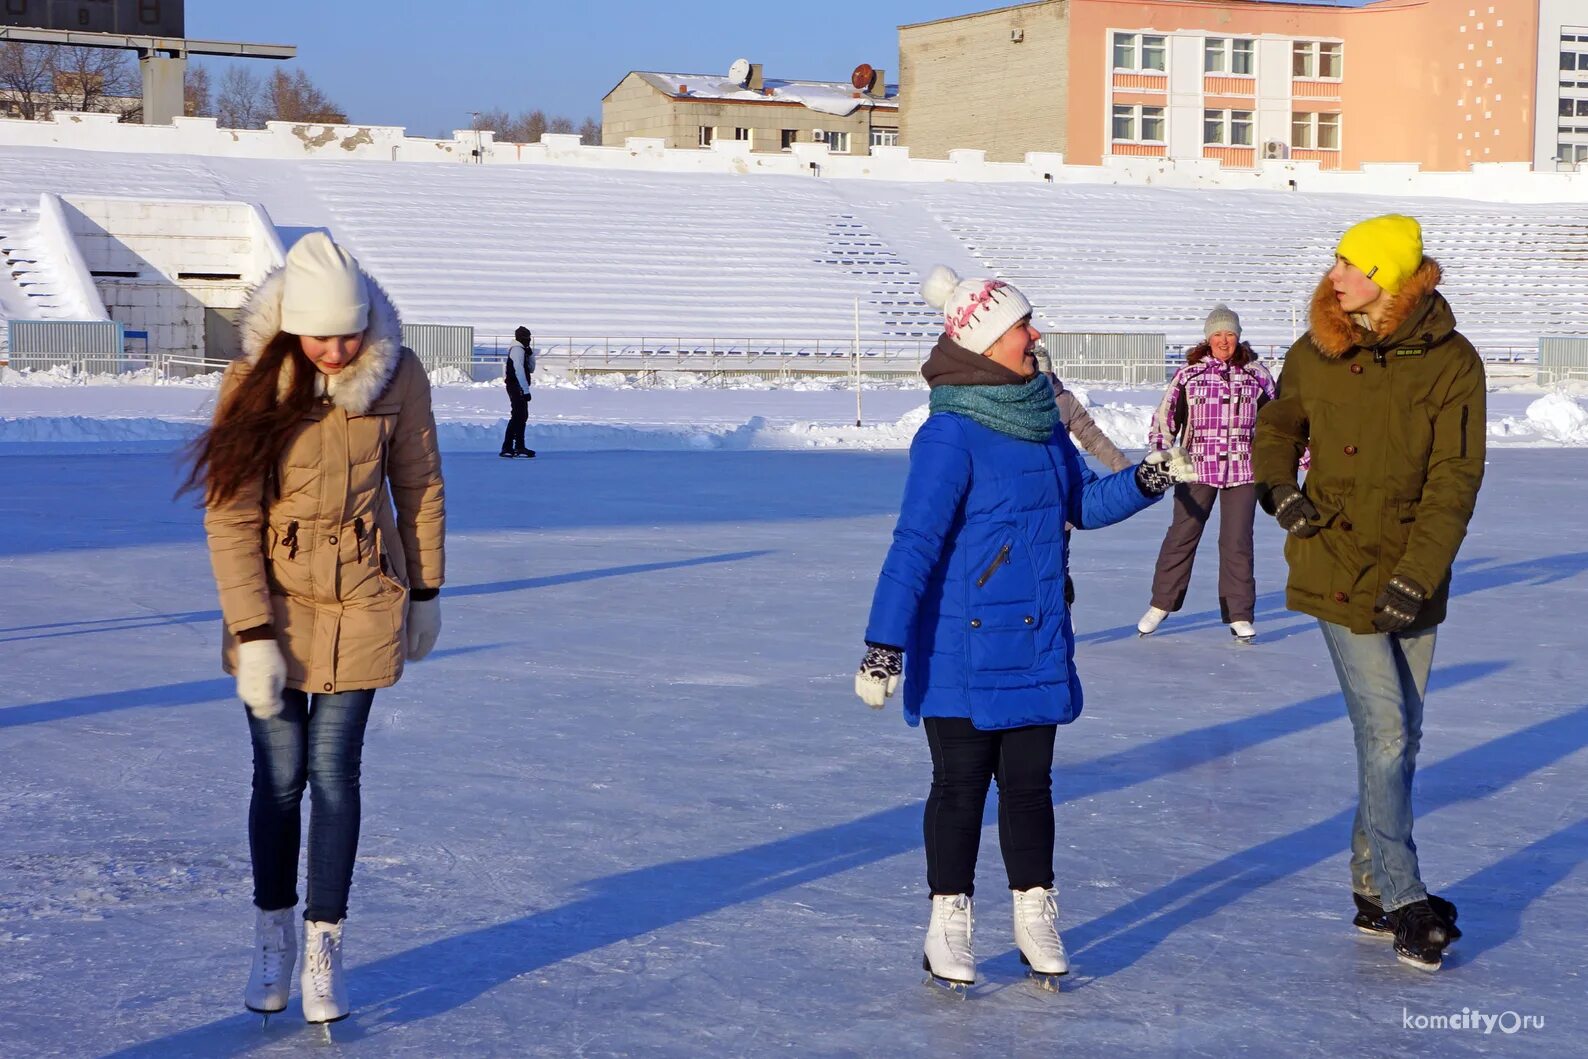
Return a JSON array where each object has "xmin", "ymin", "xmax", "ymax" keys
[{"xmin": 632, "ymin": 72, "xmax": 898, "ymax": 117}]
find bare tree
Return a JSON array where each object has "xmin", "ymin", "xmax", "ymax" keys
[
  {"xmin": 269, "ymin": 67, "xmax": 345, "ymax": 124},
  {"xmin": 51, "ymin": 46, "xmax": 140, "ymax": 118},
  {"xmin": 0, "ymin": 42, "xmax": 57, "ymax": 121},
  {"xmin": 469, "ymin": 107, "xmax": 599, "ymax": 144},
  {"xmin": 215, "ymin": 66, "xmax": 268, "ymax": 129},
  {"xmin": 522, "ymin": 109, "xmax": 549, "ymax": 143},
  {"xmin": 185, "ymin": 63, "xmax": 212, "ymax": 117}
]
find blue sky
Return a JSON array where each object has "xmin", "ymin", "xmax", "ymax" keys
[{"xmin": 189, "ymin": 1, "xmax": 980, "ymax": 135}]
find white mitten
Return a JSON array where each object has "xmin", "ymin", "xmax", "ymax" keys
[
  {"xmin": 1163, "ymin": 445, "xmax": 1198, "ymax": 483},
  {"xmin": 236, "ymin": 639, "xmax": 287, "ymax": 719},
  {"xmin": 406, "ymin": 596, "xmax": 441, "ymax": 661},
  {"xmin": 854, "ymin": 645, "xmax": 903, "ymax": 709}
]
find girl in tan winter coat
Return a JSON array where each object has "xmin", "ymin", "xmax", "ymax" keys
[{"xmin": 184, "ymin": 232, "xmax": 446, "ymax": 1025}]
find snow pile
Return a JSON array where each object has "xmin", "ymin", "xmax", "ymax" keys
[
  {"xmin": 1488, "ymin": 392, "xmax": 1588, "ymax": 445},
  {"xmin": 0, "ymin": 365, "xmax": 223, "ymax": 388}
]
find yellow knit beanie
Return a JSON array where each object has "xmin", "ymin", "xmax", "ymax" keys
[{"xmin": 1336, "ymin": 214, "xmax": 1424, "ymax": 294}]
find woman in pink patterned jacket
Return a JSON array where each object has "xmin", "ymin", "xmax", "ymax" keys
[{"xmin": 1137, "ymin": 305, "xmax": 1276, "ymax": 643}]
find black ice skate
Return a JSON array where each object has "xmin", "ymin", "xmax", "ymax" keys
[
  {"xmin": 1353, "ymin": 892, "xmax": 1461, "ymax": 942},
  {"xmin": 1391, "ymin": 900, "xmax": 1451, "ymax": 972}
]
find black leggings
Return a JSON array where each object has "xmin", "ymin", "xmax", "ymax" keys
[{"xmin": 923, "ymin": 717, "xmax": 1057, "ymax": 897}]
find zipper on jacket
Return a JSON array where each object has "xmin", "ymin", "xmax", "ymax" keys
[
  {"xmin": 1459, "ymin": 406, "xmax": 1469, "ymax": 458},
  {"xmin": 977, "ymin": 544, "xmax": 1011, "ymax": 588},
  {"xmin": 352, "ymin": 517, "xmax": 366, "ymax": 562},
  {"xmin": 281, "ymin": 521, "xmax": 300, "ymax": 560}
]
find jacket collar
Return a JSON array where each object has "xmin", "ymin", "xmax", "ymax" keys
[
  {"xmin": 238, "ymin": 266, "xmax": 404, "ymax": 415},
  {"xmin": 1306, "ymin": 258, "xmax": 1448, "ymax": 359}
]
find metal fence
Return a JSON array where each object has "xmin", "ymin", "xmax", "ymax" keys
[
  {"xmin": 1538, "ymin": 336, "xmax": 1588, "ymax": 386},
  {"xmin": 1042, "ymin": 332, "xmax": 1168, "ymax": 386},
  {"xmin": 0, "ymin": 326, "xmax": 1557, "ymax": 387},
  {"xmin": 4, "ymin": 320, "xmax": 125, "ymax": 369},
  {"xmin": 403, "ymin": 324, "xmax": 475, "ymax": 375}
]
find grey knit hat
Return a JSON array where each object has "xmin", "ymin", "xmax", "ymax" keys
[{"xmin": 1204, "ymin": 304, "xmax": 1241, "ymax": 339}]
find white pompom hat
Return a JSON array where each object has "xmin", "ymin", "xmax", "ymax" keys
[
  {"xmin": 921, "ymin": 265, "xmax": 1034, "ymax": 355},
  {"xmin": 281, "ymin": 232, "xmax": 370, "ymax": 337}
]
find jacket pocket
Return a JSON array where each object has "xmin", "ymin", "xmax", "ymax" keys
[
  {"xmin": 966, "ymin": 533, "xmax": 1039, "ymax": 673},
  {"xmin": 976, "ymin": 544, "xmax": 1011, "ymax": 587},
  {"xmin": 374, "ymin": 527, "xmax": 410, "ymax": 594}
]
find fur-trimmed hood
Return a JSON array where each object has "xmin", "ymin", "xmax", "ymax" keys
[
  {"xmin": 238, "ymin": 266, "xmax": 405, "ymax": 415},
  {"xmin": 1307, "ymin": 258, "xmax": 1452, "ymax": 358}
]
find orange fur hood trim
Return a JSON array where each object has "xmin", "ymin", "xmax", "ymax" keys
[{"xmin": 1307, "ymin": 258, "xmax": 1443, "ymax": 358}]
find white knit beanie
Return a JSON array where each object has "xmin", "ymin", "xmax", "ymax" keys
[
  {"xmin": 1204, "ymin": 303, "xmax": 1242, "ymax": 340},
  {"xmin": 281, "ymin": 232, "xmax": 370, "ymax": 337},
  {"xmin": 921, "ymin": 265, "xmax": 1034, "ymax": 355}
]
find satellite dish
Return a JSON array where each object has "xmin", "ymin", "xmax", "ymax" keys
[
  {"xmin": 728, "ymin": 58, "xmax": 752, "ymax": 86},
  {"xmin": 851, "ymin": 63, "xmax": 876, "ymax": 92}
]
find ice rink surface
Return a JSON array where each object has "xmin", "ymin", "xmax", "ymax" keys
[{"xmin": 2, "ymin": 448, "xmax": 1584, "ymax": 1057}]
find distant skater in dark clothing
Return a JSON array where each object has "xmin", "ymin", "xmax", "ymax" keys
[{"xmin": 501, "ymin": 326, "xmax": 536, "ymax": 458}]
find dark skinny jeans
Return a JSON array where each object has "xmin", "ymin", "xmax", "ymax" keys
[{"xmin": 246, "ymin": 688, "xmax": 376, "ymax": 923}]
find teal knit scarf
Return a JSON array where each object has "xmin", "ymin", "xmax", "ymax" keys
[{"xmin": 929, "ymin": 374, "xmax": 1062, "ymax": 443}]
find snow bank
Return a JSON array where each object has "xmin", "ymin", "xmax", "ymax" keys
[{"xmin": 1488, "ymin": 392, "xmax": 1588, "ymax": 446}]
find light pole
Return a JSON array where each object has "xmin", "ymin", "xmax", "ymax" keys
[{"xmin": 469, "ymin": 111, "xmax": 484, "ymax": 164}]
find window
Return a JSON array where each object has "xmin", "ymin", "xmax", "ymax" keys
[
  {"xmin": 1320, "ymin": 42, "xmax": 1342, "ymax": 78},
  {"xmin": 1112, "ymin": 104, "xmax": 1135, "ymax": 141},
  {"xmin": 1559, "ymin": 97, "xmax": 1588, "ymax": 118},
  {"xmin": 821, "ymin": 130, "xmax": 850, "ymax": 153},
  {"xmin": 1143, "ymin": 35, "xmax": 1166, "ymax": 71},
  {"xmin": 1560, "ymin": 142, "xmax": 1588, "ymax": 164},
  {"xmin": 1232, "ymin": 38, "xmax": 1254, "ymax": 75},
  {"xmin": 1113, "ymin": 32, "xmax": 1166, "ymax": 72},
  {"xmin": 1113, "ymin": 104, "xmax": 1165, "ymax": 143},
  {"xmin": 780, "ymin": 128, "xmax": 797, "ymax": 150},
  {"xmin": 1206, "ymin": 37, "xmax": 1227, "ymax": 73},
  {"xmin": 1292, "ymin": 112, "xmax": 1341, "ymax": 149},
  {"xmin": 1317, "ymin": 111, "xmax": 1340, "ymax": 149},
  {"xmin": 732, "ymin": 127, "xmax": 750, "ymax": 141},
  {"xmin": 1203, "ymin": 109, "xmax": 1255, "ymax": 146},
  {"xmin": 1141, "ymin": 107, "xmax": 1165, "ymax": 142},
  {"xmin": 698, "ymin": 125, "xmax": 714, "ymax": 148},
  {"xmin": 870, "ymin": 127, "xmax": 899, "ymax": 148},
  {"xmin": 1294, "ymin": 41, "xmax": 1343, "ymax": 79},
  {"xmin": 1205, "ymin": 38, "xmax": 1251, "ymax": 74}
]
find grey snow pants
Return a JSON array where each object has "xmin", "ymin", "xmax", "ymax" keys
[{"xmin": 1149, "ymin": 482, "xmax": 1258, "ymax": 624}]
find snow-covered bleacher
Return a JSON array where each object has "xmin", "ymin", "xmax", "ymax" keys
[{"xmin": 1, "ymin": 141, "xmax": 1584, "ymax": 355}]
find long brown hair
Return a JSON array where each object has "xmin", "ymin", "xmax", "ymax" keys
[{"xmin": 181, "ymin": 333, "xmax": 318, "ymax": 506}]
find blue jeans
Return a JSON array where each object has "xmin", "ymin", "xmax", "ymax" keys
[
  {"xmin": 1317, "ymin": 621, "xmax": 1436, "ymax": 911},
  {"xmin": 246, "ymin": 688, "xmax": 376, "ymax": 923}
]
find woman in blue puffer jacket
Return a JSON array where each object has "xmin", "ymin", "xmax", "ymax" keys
[{"xmin": 855, "ymin": 266, "xmax": 1195, "ymax": 990}]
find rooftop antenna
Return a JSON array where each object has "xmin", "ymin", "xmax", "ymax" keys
[{"xmin": 728, "ymin": 58, "xmax": 752, "ymax": 87}]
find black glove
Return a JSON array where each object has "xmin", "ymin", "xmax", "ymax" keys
[
  {"xmin": 1270, "ymin": 484, "xmax": 1321, "ymax": 538},
  {"xmin": 1372, "ymin": 575, "xmax": 1426, "ymax": 633},
  {"xmin": 854, "ymin": 643, "xmax": 903, "ymax": 709}
]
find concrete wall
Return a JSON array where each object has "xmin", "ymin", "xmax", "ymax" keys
[
  {"xmin": 59, "ymin": 197, "xmax": 283, "ymax": 358},
  {"xmin": 601, "ymin": 73, "xmax": 889, "ymax": 154},
  {"xmin": 901, "ymin": 1, "xmax": 1070, "ymax": 162},
  {"xmin": 1, "ymin": 106, "xmax": 1585, "ymax": 203}
]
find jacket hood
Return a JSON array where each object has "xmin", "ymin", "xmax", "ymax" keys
[
  {"xmin": 1307, "ymin": 258, "xmax": 1453, "ymax": 358},
  {"xmin": 239, "ymin": 266, "xmax": 405, "ymax": 415},
  {"xmin": 922, "ymin": 332, "xmax": 1030, "ymax": 389}
]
